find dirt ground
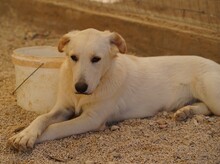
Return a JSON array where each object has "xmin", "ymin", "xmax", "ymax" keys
[{"xmin": 0, "ymin": 15, "xmax": 220, "ymax": 164}]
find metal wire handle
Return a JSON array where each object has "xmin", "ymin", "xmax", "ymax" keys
[{"xmin": 12, "ymin": 63, "xmax": 44, "ymax": 95}]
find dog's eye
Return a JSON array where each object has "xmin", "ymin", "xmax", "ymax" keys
[
  {"xmin": 91, "ymin": 56, "xmax": 101, "ymax": 63},
  {"xmin": 71, "ymin": 55, "xmax": 78, "ymax": 62}
]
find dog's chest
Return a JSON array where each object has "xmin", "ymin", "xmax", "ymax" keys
[{"xmin": 73, "ymin": 95, "xmax": 96, "ymax": 115}]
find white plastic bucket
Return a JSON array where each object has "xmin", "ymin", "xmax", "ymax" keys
[{"xmin": 12, "ymin": 46, "xmax": 65, "ymax": 114}]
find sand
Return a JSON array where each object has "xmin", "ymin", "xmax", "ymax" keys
[{"xmin": 0, "ymin": 16, "xmax": 220, "ymax": 164}]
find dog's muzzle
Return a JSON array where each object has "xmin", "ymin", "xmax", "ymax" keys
[{"xmin": 75, "ymin": 82, "xmax": 88, "ymax": 94}]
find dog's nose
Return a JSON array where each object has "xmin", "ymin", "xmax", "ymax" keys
[{"xmin": 75, "ymin": 82, "xmax": 88, "ymax": 93}]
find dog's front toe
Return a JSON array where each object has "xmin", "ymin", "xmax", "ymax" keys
[{"xmin": 8, "ymin": 129, "xmax": 37, "ymax": 151}]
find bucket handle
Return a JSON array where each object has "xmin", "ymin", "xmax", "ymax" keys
[{"xmin": 12, "ymin": 63, "xmax": 44, "ymax": 95}]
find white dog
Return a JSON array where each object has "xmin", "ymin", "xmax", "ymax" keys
[{"xmin": 9, "ymin": 28, "xmax": 220, "ymax": 150}]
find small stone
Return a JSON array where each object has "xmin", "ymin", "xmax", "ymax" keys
[
  {"xmin": 110, "ymin": 125, "xmax": 120, "ymax": 131},
  {"xmin": 85, "ymin": 160, "xmax": 95, "ymax": 164},
  {"xmin": 207, "ymin": 130, "xmax": 212, "ymax": 135},
  {"xmin": 195, "ymin": 115, "xmax": 205, "ymax": 122},
  {"xmin": 156, "ymin": 119, "xmax": 168, "ymax": 129},
  {"xmin": 162, "ymin": 111, "xmax": 168, "ymax": 116},
  {"xmin": 159, "ymin": 124, "xmax": 167, "ymax": 129},
  {"xmin": 24, "ymin": 31, "xmax": 37, "ymax": 40},
  {"xmin": 207, "ymin": 117, "xmax": 215, "ymax": 122},
  {"xmin": 156, "ymin": 119, "xmax": 167, "ymax": 125},
  {"xmin": 193, "ymin": 119, "xmax": 199, "ymax": 126},
  {"xmin": 113, "ymin": 153, "xmax": 122, "ymax": 159},
  {"xmin": 149, "ymin": 122, "xmax": 154, "ymax": 126}
]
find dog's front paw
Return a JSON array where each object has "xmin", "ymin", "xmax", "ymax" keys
[
  {"xmin": 174, "ymin": 106, "xmax": 194, "ymax": 121},
  {"xmin": 8, "ymin": 128, "xmax": 39, "ymax": 151}
]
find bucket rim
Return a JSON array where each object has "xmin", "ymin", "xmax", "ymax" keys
[
  {"xmin": 13, "ymin": 46, "xmax": 65, "ymax": 58},
  {"xmin": 12, "ymin": 46, "xmax": 65, "ymax": 68}
]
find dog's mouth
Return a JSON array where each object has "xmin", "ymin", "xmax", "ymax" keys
[{"xmin": 74, "ymin": 92, "xmax": 92, "ymax": 95}]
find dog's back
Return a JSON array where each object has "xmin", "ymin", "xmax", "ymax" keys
[{"xmin": 106, "ymin": 55, "xmax": 220, "ymax": 121}]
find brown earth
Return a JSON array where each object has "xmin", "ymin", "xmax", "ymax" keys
[{"xmin": 0, "ymin": 13, "xmax": 220, "ymax": 164}]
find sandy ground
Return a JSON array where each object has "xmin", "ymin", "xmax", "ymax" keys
[{"xmin": 0, "ymin": 15, "xmax": 220, "ymax": 163}]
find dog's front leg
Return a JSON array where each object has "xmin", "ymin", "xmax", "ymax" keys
[
  {"xmin": 36, "ymin": 105, "xmax": 112, "ymax": 143},
  {"xmin": 8, "ymin": 104, "xmax": 74, "ymax": 150}
]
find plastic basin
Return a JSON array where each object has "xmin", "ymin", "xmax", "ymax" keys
[{"xmin": 12, "ymin": 46, "xmax": 65, "ymax": 113}]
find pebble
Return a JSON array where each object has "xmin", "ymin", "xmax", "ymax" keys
[
  {"xmin": 149, "ymin": 122, "xmax": 154, "ymax": 126},
  {"xmin": 156, "ymin": 119, "xmax": 168, "ymax": 129},
  {"xmin": 162, "ymin": 111, "xmax": 168, "ymax": 116},
  {"xmin": 193, "ymin": 119, "xmax": 199, "ymax": 126},
  {"xmin": 159, "ymin": 124, "xmax": 167, "ymax": 129},
  {"xmin": 156, "ymin": 119, "xmax": 167, "ymax": 125},
  {"xmin": 24, "ymin": 31, "xmax": 50, "ymax": 40},
  {"xmin": 112, "ymin": 153, "xmax": 122, "ymax": 159},
  {"xmin": 195, "ymin": 115, "xmax": 205, "ymax": 122},
  {"xmin": 144, "ymin": 133, "xmax": 150, "ymax": 137},
  {"xmin": 85, "ymin": 160, "xmax": 95, "ymax": 164},
  {"xmin": 110, "ymin": 125, "xmax": 120, "ymax": 131},
  {"xmin": 207, "ymin": 130, "xmax": 213, "ymax": 135},
  {"xmin": 207, "ymin": 117, "xmax": 215, "ymax": 122}
]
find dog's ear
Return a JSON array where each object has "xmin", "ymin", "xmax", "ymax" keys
[
  {"xmin": 58, "ymin": 35, "xmax": 70, "ymax": 52},
  {"xmin": 110, "ymin": 32, "xmax": 127, "ymax": 54},
  {"xmin": 58, "ymin": 30, "xmax": 79, "ymax": 52}
]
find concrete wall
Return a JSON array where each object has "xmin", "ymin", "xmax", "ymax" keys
[
  {"xmin": 72, "ymin": 0, "xmax": 220, "ymax": 31},
  {"xmin": 1, "ymin": 0, "xmax": 220, "ymax": 61},
  {"xmin": 122, "ymin": 0, "xmax": 220, "ymax": 31}
]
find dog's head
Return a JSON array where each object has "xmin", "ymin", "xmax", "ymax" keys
[{"xmin": 58, "ymin": 28, "xmax": 127, "ymax": 95}]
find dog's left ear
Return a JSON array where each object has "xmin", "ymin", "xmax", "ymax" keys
[{"xmin": 109, "ymin": 32, "xmax": 127, "ymax": 54}]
